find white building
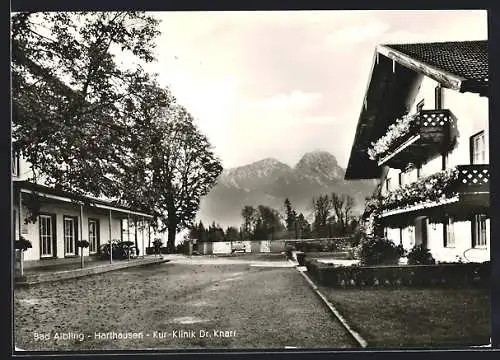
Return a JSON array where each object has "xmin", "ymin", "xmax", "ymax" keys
[
  {"xmin": 345, "ymin": 41, "xmax": 489, "ymax": 263},
  {"xmin": 12, "ymin": 153, "xmax": 155, "ymax": 268}
]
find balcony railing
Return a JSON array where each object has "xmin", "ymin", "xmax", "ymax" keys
[
  {"xmin": 373, "ymin": 109, "xmax": 458, "ymax": 170},
  {"xmin": 375, "ymin": 164, "xmax": 489, "ymax": 217},
  {"xmin": 456, "ymin": 164, "xmax": 489, "ymax": 194}
]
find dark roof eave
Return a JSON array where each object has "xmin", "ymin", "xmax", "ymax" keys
[{"xmin": 13, "ymin": 180, "xmax": 153, "ymax": 217}]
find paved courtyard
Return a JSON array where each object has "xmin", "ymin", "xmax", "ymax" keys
[{"xmin": 14, "ymin": 254, "xmax": 358, "ymax": 351}]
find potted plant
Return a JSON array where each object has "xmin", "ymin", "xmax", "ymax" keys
[
  {"xmin": 15, "ymin": 236, "xmax": 32, "ymax": 277},
  {"xmin": 76, "ymin": 240, "xmax": 90, "ymax": 268}
]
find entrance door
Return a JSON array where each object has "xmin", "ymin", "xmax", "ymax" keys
[{"xmin": 414, "ymin": 217, "xmax": 428, "ymax": 248}]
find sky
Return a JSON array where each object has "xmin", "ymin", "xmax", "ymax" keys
[{"xmin": 133, "ymin": 10, "xmax": 488, "ymax": 170}]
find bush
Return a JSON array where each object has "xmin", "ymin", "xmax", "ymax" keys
[
  {"xmin": 358, "ymin": 237, "xmax": 406, "ymax": 266},
  {"xmin": 407, "ymin": 244, "xmax": 436, "ymax": 265},
  {"xmin": 152, "ymin": 238, "xmax": 163, "ymax": 254},
  {"xmin": 306, "ymin": 261, "xmax": 490, "ymax": 288}
]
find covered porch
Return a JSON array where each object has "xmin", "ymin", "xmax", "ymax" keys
[{"xmin": 13, "ymin": 181, "xmax": 156, "ymax": 274}]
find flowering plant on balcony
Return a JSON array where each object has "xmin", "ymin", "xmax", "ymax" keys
[
  {"xmin": 381, "ymin": 167, "xmax": 459, "ymax": 211},
  {"xmin": 367, "ymin": 113, "xmax": 417, "ymax": 161}
]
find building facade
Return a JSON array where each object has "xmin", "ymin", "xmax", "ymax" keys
[
  {"xmin": 13, "ymin": 154, "xmax": 154, "ymax": 268},
  {"xmin": 345, "ymin": 41, "xmax": 489, "ymax": 263}
]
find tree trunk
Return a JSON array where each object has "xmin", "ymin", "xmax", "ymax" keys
[{"xmin": 167, "ymin": 221, "xmax": 177, "ymax": 253}]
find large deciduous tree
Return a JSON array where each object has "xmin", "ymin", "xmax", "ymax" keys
[
  {"xmin": 150, "ymin": 105, "xmax": 223, "ymax": 252},
  {"xmin": 11, "ymin": 11, "xmax": 161, "ymax": 198}
]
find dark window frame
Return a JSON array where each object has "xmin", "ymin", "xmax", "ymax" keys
[
  {"xmin": 39, "ymin": 212, "xmax": 57, "ymax": 259},
  {"xmin": 472, "ymin": 214, "xmax": 488, "ymax": 248},
  {"xmin": 470, "ymin": 130, "xmax": 486, "ymax": 165},
  {"xmin": 443, "ymin": 216, "xmax": 455, "ymax": 248},
  {"xmin": 88, "ymin": 218, "xmax": 100, "ymax": 254},
  {"xmin": 63, "ymin": 215, "xmax": 79, "ymax": 257}
]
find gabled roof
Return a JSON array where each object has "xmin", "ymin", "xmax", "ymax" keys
[
  {"xmin": 344, "ymin": 40, "xmax": 488, "ymax": 180},
  {"xmin": 381, "ymin": 40, "xmax": 488, "ymax": 95}
]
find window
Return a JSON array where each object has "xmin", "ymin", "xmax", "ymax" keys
[
  {"xmin": 470, "ymin": 131, "xmax": 486, "ymax": 165},
  {"xmin": 472, "ymin": 214, "xmax": 488, "ymax": 248},
  {"xmin": 12, "ymin": 152, "xmax": 19, "ymax": 177},
  {"xmin": 385, "ymin": 177, "xmax": 391, "ymax": 193},
  {"xmin": 88, "ymin": 219, "xmax": 99, "ymax": 254},
  {"xmin": 443, "ymin": 216, "xmax": 455, "ymax": 248},
  {"xmin": 39, "ymin": 214, "xmax": 54, "ymax": 257},
  {"xmin": 399, "ymin": 228, "xmax": 403, "ymax": 245},
  {"xmin": 64, "ymin": 216, "xmax": 78, "ymax": 256}
]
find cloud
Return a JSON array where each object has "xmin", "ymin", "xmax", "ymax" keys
[{"xmin": 139, "ymin": 10, "xmax": 487, "ymax": 170}]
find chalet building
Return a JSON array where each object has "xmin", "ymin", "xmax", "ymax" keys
[
  {"xmin": 12, "ymin": 154, "xmax": 154, "ymax": 268},
  {"xmin": 345, "ymin": 40, "xmax": 489, "ymax": 263}
]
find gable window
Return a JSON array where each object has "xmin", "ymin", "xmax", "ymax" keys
[
  {"xmin": 470, "ymin": 131, "xmax": 486, "ymax": 165},
  {"xmin": 443, "ymin": 216, "xmax": 455, "ymax": 248},
  {"xmin": 472, "ymin": 214, "xmax": 488, "ymax": 248},
  {"xmin": 64, "ymin": 216, "xmax": 78, "ymax": 256}
]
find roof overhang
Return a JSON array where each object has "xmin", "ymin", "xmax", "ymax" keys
[
  {"xmin": 344, "ymin": 43, "xmax": 487, "ymax": 181},
  {"xmin": 344, "ymin": 50, "xmax": 423, "ymax": 180},
  {"xmin": 14, "ymin": 180, "xmax": 154, "ymax": 218}
]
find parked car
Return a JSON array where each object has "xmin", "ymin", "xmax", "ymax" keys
[{"xmin": 231, "ymin": 242, "xmax": 246, "ymax": 253}]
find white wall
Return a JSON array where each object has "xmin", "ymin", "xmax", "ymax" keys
[
  {"xmin": 14, "ymin": 200, "xmax": 149, "ymax": 261},
  {"xmin": 212, "ymin": 242, "xmax": 232, "ymax": 254},
  {"xmin": 386, "ymin": 218, "xmax": 489, "ymax": 263}
]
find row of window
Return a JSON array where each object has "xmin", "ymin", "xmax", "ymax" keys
[
  {"xmin": 384, "ymin": 130, "xmax": 487, "ymax": 193},
  {"xmin": 389, "ymin": 214, "xmax": 488, "ymax": 249},
  {"xmin": 18, "ymin": 213, "xmax": 100, "ymax": 258}
]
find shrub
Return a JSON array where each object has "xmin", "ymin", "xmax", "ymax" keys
[
  {"xmin": 306, "ymin": 261, "xmax": 490, "ymax": 288},
  {"xmin": 407, "ymin": 244, "xmax": 436, "ymax": 265},
  {"xmin": 358, "ymin": 237, "xmax": 406, "ymax": 266}
]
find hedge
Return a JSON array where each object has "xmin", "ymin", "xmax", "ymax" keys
[{"xmin": 305, "ymin": 258, "xmax": 490, "ymax": 288}]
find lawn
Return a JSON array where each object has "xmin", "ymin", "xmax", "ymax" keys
[{"xmin": 316, "ymin": 283, "xmax": 490, "ymax": 348}]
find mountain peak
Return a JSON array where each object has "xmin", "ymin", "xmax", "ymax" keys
[
  {"xmin": 295, "ymin": 150, "xmax": 344, "ymax": 181},
  {"xmin": 298, "ymin": 150, "xmax": 338, "ymax": 166}
]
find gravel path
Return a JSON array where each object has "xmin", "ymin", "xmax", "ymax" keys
[{"xmin": 14, "ymin": 258, "xmax": 358, "ymax": 351}]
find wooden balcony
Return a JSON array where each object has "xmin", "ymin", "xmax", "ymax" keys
[
  {"xmin": 380, "ymin": 164, "xmax": 489, "ymax": 219},
  {"xmin": 378, "ymin": 109, "xmax": 458, "ymax": 169}
]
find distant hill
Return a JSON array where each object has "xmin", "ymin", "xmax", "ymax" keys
[{"xmin": 197, "ymin": 151, "xmax": 377, "ymax": 228}]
